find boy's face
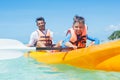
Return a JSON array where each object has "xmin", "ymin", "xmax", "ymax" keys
[
  {"xmin": 37, "ymin": 20, "xmax": 45, "ymax": 30},
  {"xmin": 73, "ymin": 22, "xmax": 84, "ymax": 35}
]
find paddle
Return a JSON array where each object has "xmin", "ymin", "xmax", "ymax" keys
[
  {"xmin": 0, "ymin": 39, "xmax": 76, "ymax": 60},
  {"xmin": 0, "ymin": 39, "xmax": 64, "ymax": 60},
  {"xmin": 0, "ymin": 39, "xmax": 35, "ymax": 60}
]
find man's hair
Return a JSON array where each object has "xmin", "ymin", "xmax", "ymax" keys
[
  {"xmin": 73, "ymin": 15, "xmax": 85, "ymax": 24},
  {"xmin": 36, "ymin": 17, "xmax": 45, "ymax": 23}
]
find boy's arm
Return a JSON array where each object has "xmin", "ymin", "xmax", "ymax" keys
[
  {"xmin": 87, "ymin": 35, "xmax": 100, "ymax": 45},
  {"xmin": 62, "ymin": 33, "xmax": 77, "ymax": 49}
]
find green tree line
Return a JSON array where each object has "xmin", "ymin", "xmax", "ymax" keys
[{"xmin": 108, "ymin": 30, "xmax": 120, "ymax": 40}]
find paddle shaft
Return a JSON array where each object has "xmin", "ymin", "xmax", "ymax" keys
[
  {"xmin": 36, "ymin": 47, "xmax": 82, "ymax": 50},
  {"xmin": 36, "ymin": 47, "xmax": 74, "ymax": 50}
]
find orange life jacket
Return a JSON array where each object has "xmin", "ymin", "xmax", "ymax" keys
[
  {"xmin": 66, "ymin": 25, "xmax": 87, "ymax": 48},
  {"xmin": 36, "ymin": 29, "xmax": 52, "ymax": 47}
]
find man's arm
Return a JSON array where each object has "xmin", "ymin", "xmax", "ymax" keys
[{"xmin": 27, "ymin": 32, "xmax": 37, "ymax": 47}]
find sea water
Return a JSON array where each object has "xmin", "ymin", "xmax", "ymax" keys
[{"xmin": 0, "ymin": 54, "xmax": 120, "ymax": 80}]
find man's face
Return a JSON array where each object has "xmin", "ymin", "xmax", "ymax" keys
[
  {"xmin": 37, "ymin": 20, "xmax": 45, "ymax": 30},
  {"xmin": 73, "ymin": 22, "xmax": 84, "ymax": 35}
]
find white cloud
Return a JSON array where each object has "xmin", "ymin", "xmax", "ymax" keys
[{"xmin": 105, "ymin": 24, "xmax": 120, "ymax": 32}]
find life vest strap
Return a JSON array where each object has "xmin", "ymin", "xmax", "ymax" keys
[
  {"xmin": 40, "ymin": 36, "xmax": 50, "ymax": 38},
  {"xmin": 70, "ymin": 35, "xmax": 86, "ymax": 44}
]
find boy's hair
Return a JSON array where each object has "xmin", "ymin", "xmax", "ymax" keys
[
  {"xmin": 73, "ymin": 15, "xmax": 85, "ymax": 24},
  {"xmin": 36, "ymin": 17, "xmax": 45, "ymax": 23}
]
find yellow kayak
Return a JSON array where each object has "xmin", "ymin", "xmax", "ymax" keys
[
  {"xmin": 96, "ymin": 54, "xmax": 120, "ymax": 71},
  {"xmin": 27, "ymin": 40, "xmax": 120, "ymax": 71}
]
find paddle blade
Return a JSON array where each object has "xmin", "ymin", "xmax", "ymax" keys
[
  {"xmin": 0, "ymin": 39, "xmax": 26, "ymax": 49},
  {"xmin": 0, "ymin": 39, "xmax": 36, "ymax": 60},
  {"xmin": 0, "ymin": 39, "xmax": 35, "ymax": 51},
  {"xmin": 0, "ymin": 50, "xmax": 23, "ymax": 60}
]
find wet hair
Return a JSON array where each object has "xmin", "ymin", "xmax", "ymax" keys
[
  {"xmin": 73, "ymin": 15, "xmax": 85, "ymax": 24},
  {"xmin": 36, "ymin": 17, "xmax": 45, "ymax": 23}
]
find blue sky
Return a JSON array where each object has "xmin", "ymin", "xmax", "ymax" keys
[{"xmin": 0, "ymin": 0, "xmax": 120, "ymax": 43}]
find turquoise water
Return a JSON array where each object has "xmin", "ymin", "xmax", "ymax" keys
[{"xmin": 0, "ymin": 55, "xmax": 120, "ymax": 80}]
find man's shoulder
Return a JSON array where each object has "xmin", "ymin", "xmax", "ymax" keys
[
  {"xmin": 31, "ymin": 30, "xmax": 38, "ymax": 36},
  {"xmin": 46, "ymin": 29, "xmax": 51, "ymax": 31},
  {"xmin": 46, "ymin": 29, "xmax": 53, "ymax": 33}
]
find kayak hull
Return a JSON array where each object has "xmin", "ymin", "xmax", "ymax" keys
[{"xmin": 28, "ymin": 40, "xmax": 120, "ymax": 71}]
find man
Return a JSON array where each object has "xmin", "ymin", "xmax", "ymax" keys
[{"xmin": 27, "ymin": 17, "xmax": 53, "ymax": 47}]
